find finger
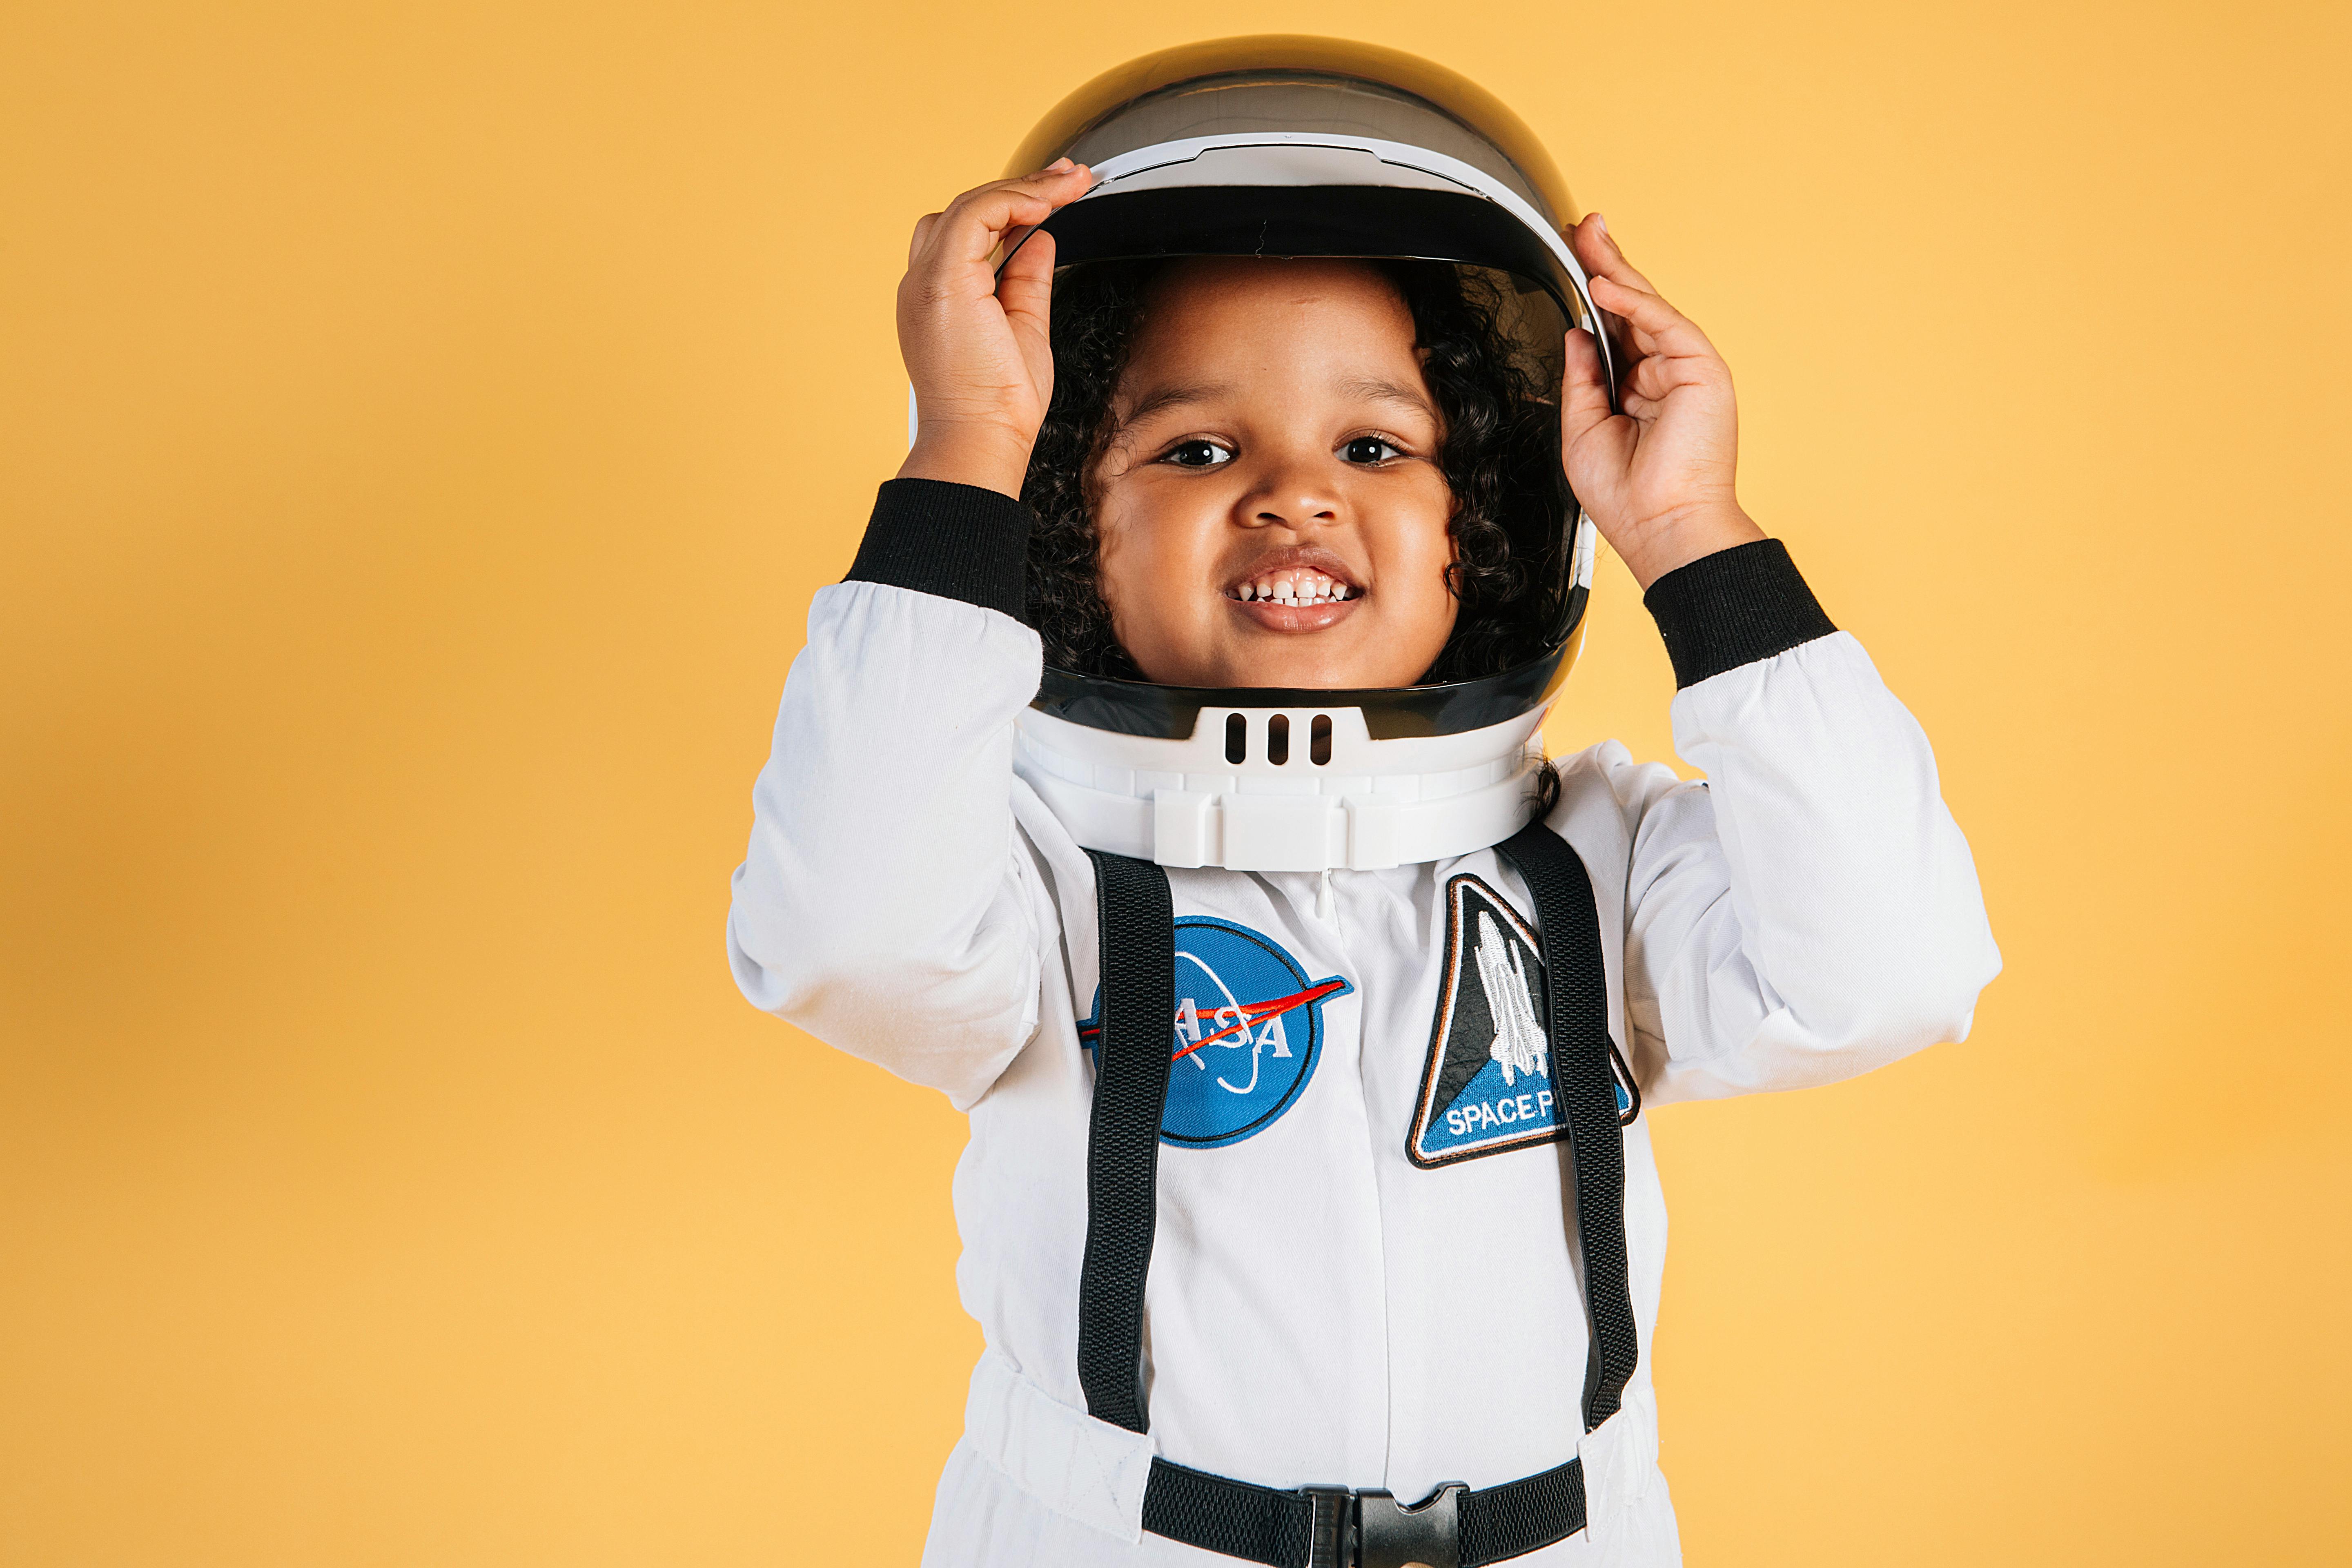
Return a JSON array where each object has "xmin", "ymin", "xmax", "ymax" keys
[
  {"xmin": 933, "ymin": 168, "xmax": 1092, "ymax": 266},
  {"xmin": 1561, "ymin": 327, "xmax": 1618, "ymax": 446},
  {"xmin": 933, "ymin": 193, "xmax": 1058, "ymax": 271},
  {"xmin": 1624, "ymin": 350, "xmax": 1713, "ymax": 406},
  {"xmin": 1588, "ymin": 273, "xmax": 1719, "ymax": 363},
  {"xmin": 937, "ymin": 163, "xmax": 1092, "ymax": 225},
  {"xmin": 908, "ymin": 212, "xmax": 942, "ymax": 270},
  {"xmin": 1570, "ymin": 213, "xmax": 1660, "ymax": 298},
  {"xmin": 997, "ymin": 225, "xmax": 1057, "ymax": 336},
  {"xmin": 938, "ymin": 159, "xmax": 1086, "ymax": 209}
]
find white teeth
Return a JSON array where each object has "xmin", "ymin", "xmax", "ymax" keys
[{"xmin": 1236, "ymin": 571, "xmax": 1356, "ymax": 605}]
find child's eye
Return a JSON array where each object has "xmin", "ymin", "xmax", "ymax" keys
[
  {"xmin": 1341, "ymin": 436, "xmax": 1405, "ymax": 464},
  {"xmin": 1160, "ymin": 439, "xmax": 1233, "ymax": 469}
]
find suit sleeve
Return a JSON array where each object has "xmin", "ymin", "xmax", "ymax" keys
[
  {"xmin": 1615, "ymin": 541, "xmax": 2002, "ymax": 1104},
  {"xmin": 725, "ymin": 479, "xmax": 1051, "ymax": 1109}
]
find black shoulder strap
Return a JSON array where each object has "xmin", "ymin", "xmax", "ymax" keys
[
  {"xmin": 1495, "ymin": 821, "xmax": 1639, "ymax": 1431},
  {"xmin": 1077, "ymin": 848, "xmax": 1176, "ymax": 1433}
]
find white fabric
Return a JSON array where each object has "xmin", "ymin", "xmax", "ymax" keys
[
  {"xmin": 963, "ymin": 1348, "xmax": 1157, "ymax": 1544},
  {"xmin": 728, "ymin": 580, "xmax": 2000, "ymax": 1566},
  {"xmin": 1575, "ymin": 1399, "xmax": 1657, "ymax": 1557}
]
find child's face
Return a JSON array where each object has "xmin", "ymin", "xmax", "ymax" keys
[{"xmin": 1089, "ymin": 258, "xmax": 1458, "ymax": 690}]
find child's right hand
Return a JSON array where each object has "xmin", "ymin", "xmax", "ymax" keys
[{"xmin": 894, "ymin": 160, "xmax": 1094, "ymax": 499}]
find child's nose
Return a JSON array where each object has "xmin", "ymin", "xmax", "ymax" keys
[{"xmin": 1236, "ymin": 457, "xmax": 1343, "ymax": 530}]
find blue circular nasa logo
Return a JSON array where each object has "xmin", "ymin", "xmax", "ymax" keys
[{"xmin": 1081, "ymin": 916, "xmax": 1353, "ymax": 1149}]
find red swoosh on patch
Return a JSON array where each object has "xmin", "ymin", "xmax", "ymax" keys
[{"xmin": 1169, "ymin": 979, "xmax": 1349, "ymax": 1062}]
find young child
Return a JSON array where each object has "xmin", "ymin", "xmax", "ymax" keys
[{"xmin": 731, "ymin": 45, "xmax": 1997, "ymax": 1568}]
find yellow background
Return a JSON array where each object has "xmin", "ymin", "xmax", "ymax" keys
[{"xmin": 4, "ymin": 1, "xmax": 2347, "ymax": 1562}]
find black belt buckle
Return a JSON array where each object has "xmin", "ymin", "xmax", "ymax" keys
[{"xmin": 1299, "ymin": 1481, "xmax": 1466, "ymax": 1568}]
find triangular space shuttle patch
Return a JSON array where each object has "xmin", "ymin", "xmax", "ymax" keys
[{"xmin": 1407, "ymin": 874, "xmax": 1570, "ymax": 1167}]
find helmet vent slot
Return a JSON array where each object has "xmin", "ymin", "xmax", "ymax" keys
[
  {"xmin": 1310, "ymin": 715, "xmax": 1332, "ymax": 765},
  {"xmin": 1225, "ymin": 713, "xmax": 1247, "ymax": 764},
  {"xmin": 1267, "ymin": 715, "xmax": 1290, "ymax": 766}
]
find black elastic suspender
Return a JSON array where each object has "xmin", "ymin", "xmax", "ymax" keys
[
  {"xmin": 1078, "ymin": 827, "xmax": 1637, "ymax": 1566},
  {"xmin": 1493, "ymin": 821, "xmax": 1639, "ymax": 1432},
  {"xmin": 1077, "ymin": 848, "xmax": 1176, "ymax": 1434}
]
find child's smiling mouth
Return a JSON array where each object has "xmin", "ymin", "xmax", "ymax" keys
[{"xmin": 1222, "ymin": 547, "xmax": 1364, "ymax": 632}]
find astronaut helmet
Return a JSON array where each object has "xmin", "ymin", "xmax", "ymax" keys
[{"xmin": 993, "ymin": 38, "xmax": 1618, "ymax": 874}]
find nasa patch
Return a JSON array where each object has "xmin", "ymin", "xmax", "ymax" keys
[
  {"xmin": 1408, "ymin": 874, "xmax": 1635, "ymax": 1167},
  {"xmin": 1080, "ymin": 916, "xmax": 1352, "ymax": 1149}
]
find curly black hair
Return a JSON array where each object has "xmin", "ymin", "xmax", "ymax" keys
[{"xmin": 1020, "ymin": 257, "xmax": 1573, "ymax": 686}]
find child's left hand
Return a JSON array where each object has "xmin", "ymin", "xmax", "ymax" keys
[{"xmin": 1561, "ymin": 215, "xmax": 1766, "ymax": 590}]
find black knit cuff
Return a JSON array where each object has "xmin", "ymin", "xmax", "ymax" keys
[
  {"xmin": 844, "ymin": 478, "xmax": 1031, "ymax": 622},
  {"xmin": 1642, "ymin": 538, "xmax": 1838, "ymax": 688}
]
